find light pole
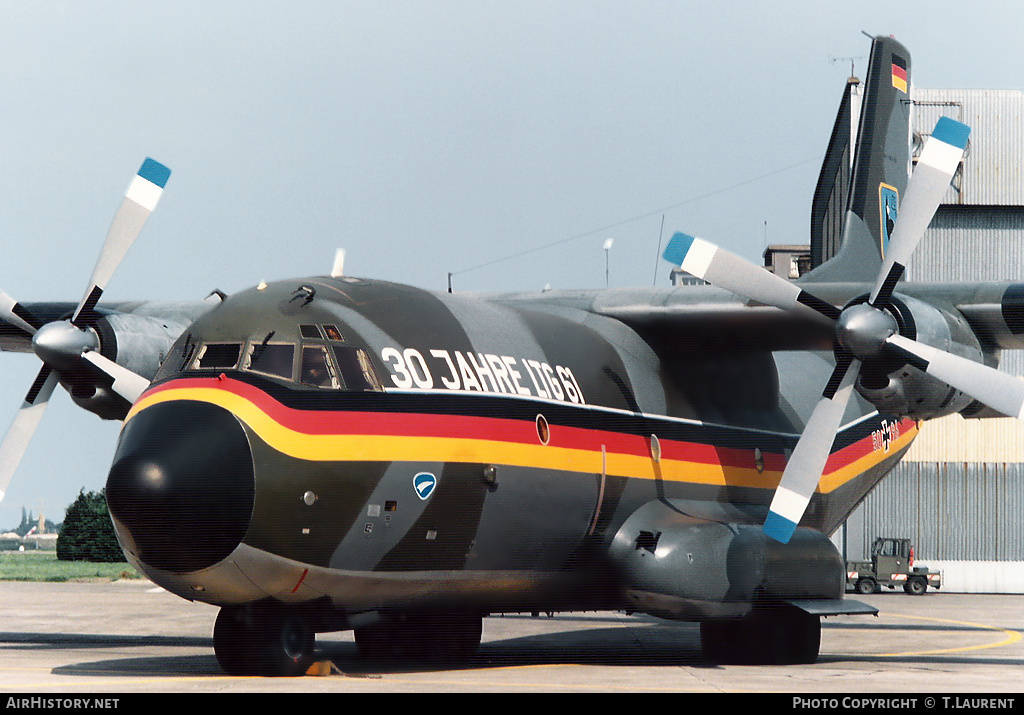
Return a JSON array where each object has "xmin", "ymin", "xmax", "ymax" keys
[{"xmin": 603, "ymin": 238, "xmax": 614, "ymax": 288}]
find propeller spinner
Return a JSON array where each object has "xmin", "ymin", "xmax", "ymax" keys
[
  {"xmin": 0, "ymin": 159, "xmax": 169, "ymax": 503},
  {"xmin": 663, "ymin": 117, "xmax": 994, "ymax": 544}
]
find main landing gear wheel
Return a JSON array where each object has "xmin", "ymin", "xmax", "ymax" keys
[
  {"xmin": 354, "ymin": 612, "xmax": 483, "ymax": 665},
  {"xmin": 700, "ymin": 605, "xmax": 820, "ymax": 665},
  {"xmin": 214, "ymin": 603, "xmax": 315, "ymax": 676}
]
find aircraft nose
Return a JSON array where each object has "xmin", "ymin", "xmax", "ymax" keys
[{"xmin": 106, "ymin": 400, "xmax": 255, "ymax": 575}]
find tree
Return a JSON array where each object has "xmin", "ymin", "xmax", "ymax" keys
[
  {"xmin": 15, "ymin": 507, "xmax": 35, "ymax": 537},
  {"xmin": 56, "ymin": 490, "xmax": 124, "ymax": 562}
]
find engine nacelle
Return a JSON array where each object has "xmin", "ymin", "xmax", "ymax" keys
[
  {"xmin": 95, "ymin": 311, "xmax": 193, "ymax": 379},
  {"xmin": 855, "ymin": 293, "xmax": 988, "ymax": 420},
  {"xmin": 607, "ymin": 500, "xmax": 844, "ymax": 621},
  {"xmin": 66, "ymin": 311, "xmax": 193, "ymax": 419}
]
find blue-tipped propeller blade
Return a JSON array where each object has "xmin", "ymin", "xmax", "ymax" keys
[
  {"xmin": 0, "ymin": 159, "xmax": 166, "ymax": 506},
  {"xmin": 661, "ymin": 119, "xmax": 991, "ymax": 544}
]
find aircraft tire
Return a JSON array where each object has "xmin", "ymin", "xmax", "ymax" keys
[
  {"xmin": 354, "ymin": 613, "xmax": 432, "ymax": 662},
  {"xmin": 424, "ymin": 613, "xmax": 483, "ymax": 662},
  {"xmin": 214, "ymin": 604, "xmax": 315, "ymax": 677},
  {"xmin": 700, "ymin": 607, "xmax": 820, "ymax": 665},
  {"xmin": 778, "ymin": 607, "xmax": 821, "ymax": 664},
  {"xmin": 257, "ymin": 607, "xmax": 316, "ymax": 677},
  {"xmin": 699, "ymin": 619, "xmax": 744, "ymax": 664},
  {"xmin": 214, "ymin": 606, "xmax": 259, "ymax": 676},
  {"xmin": 353, "ymin": 619, "xmax": 402, "ymax": 662},
  {"xmin": 745, "ymin": 607, "xmax": 819, "ymax": 665}
]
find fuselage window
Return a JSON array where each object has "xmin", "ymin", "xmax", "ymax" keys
[
  {"xmin": 332, "ymin": 346, "xmax": 384, "ymax": 392},
  {"xmin": 244, "ymin": 342, "xmax": 295, "ymax": 380},
  {"xmin": 300, "ymin": 324, "xmax": 323, "ymax": 339},
  {"xmin": 192, "ymin": 342, "xmax": 242, "ymax": 370},
  {"xmin": 300, "ymin": 346, "xmax": 339, "ymax": 388},
  {"xmin": 322, "ymin": 324, "xmax": 344, "ymax": 341}
]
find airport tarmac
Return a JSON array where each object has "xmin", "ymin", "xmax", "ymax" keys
[{"xmin": 1, "ymin": 579, "xmax": 1023, "ymax": 694}]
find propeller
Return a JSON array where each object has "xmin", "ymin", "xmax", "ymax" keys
[
  {"xmin": 0, "ymin": 158, "xmax": 170, "ymax": 503},
  {"xmin": 663, "ymin": 117, "xmax": 978, "ymax": 544},
  {"xmin": 0, "ymin": 291, "xmax": 44, "ymax": 336}
]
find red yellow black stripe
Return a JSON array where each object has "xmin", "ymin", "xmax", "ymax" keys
[{"xmin": 127, "ymin": 375, "xmax": 917, "ymax": 495}]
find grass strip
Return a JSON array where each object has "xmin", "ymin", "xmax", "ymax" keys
[{"xmin": 0, "ymin": 550, "xmax": 140, "ymax": 582}]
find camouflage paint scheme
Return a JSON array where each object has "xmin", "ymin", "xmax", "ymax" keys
[
  {"xmin": 6, "ymin": 35, "xmax": 1024, "ymax": 672},
  {"xmin": 108, "ymin": 276, "xmax": 916, "ymax": 614}
]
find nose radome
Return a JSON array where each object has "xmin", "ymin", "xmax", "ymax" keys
[{"xmin": 106, "ymin": 400, "xmax": 255, "ymax": 574}]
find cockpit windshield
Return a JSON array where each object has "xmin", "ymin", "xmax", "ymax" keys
[
  {"xmin": 332, "ymin": 345, "xmax": 383, "ymax": 391},
  {"xmin": 244, "ymin": 342, "xmax": 295, "ymax": 380},
  {"xmin": 300, "ymin": 345, "xmax": 337, "ymax": 388},
  {"xmin": 162, "ymin": 323, "xmax": 383, "ymax": 393},
  {"xmin": 192, "ymin": 343, "xmax": 241, "ymax": 370}
]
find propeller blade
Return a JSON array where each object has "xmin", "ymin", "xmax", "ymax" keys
[
  {"xmin": 0, "ymin": 159, "xmax": 168, "ymax": 503},
  {"xmin": 0, "ymin": 290, "xmax": 43, "ymax": 336},
  {"xmin": 81, "ymin": 351, "xmax": 150, "ymax": 404},
  {"xmin": 885, "ymin": 334, "xmax": 1024, "ymax": 419},
  {"xmin": 662, "ymin": 232, "xmax": 840, "ymax": 323},
  {"xmin": 0, "ymin": 368, "xmax": 58, "ymax": 503},
  {"xmin": 870, "ymin": 117, "xmax": 970, "ymax": 306},
  {"xmin": 764, "ymin": 355, "xmax": 860, "ymax": 544},
  {"xmin": 72, "ymin": 158, "xmax": 171, "ymax": 325}
]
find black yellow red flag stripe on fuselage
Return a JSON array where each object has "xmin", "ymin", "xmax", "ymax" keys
[{"xmin": 127, "ymin": 374, "xmax": 917, "ymax": 496}]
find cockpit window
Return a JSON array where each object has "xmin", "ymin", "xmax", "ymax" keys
[
  {"xmin": 192, "ymin": 342, "xmax": 242, "ymax": 370},
  {"xmin": 176, "ymin": 334, "xmax": 197, "ymax": 372},
  {"xmin": 333, "ymin": 346, "xmax": 384, "ymax": 392},
  {"xmin": 244, "ymin": 342, "xmax": 295, "ymax": 380},
  {"xmin": 300, "ymin": 346, "xmax": 339, "ymax": 388},
  {"xmin": 161, "ymin": 320, "xmax": 383, "ymax": 393}
]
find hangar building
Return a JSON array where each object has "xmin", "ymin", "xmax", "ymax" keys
[{"xmin": 812, "ymin": 82, "xmax": 1024, "ymax": 592}]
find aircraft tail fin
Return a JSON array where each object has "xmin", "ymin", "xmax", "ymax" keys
[{"xmin": 803, "ymin": 35, "xmax": 912, "ymax": 283}]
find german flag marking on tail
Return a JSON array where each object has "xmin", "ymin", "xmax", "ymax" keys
[{"xmin": 891, "ymin": 54, "xmax": 908, "ymax": 93}]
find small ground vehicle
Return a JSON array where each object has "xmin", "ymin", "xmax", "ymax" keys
[{"xmin": 846, "ymin": 538, "xmax": 942, "ymax": 595}]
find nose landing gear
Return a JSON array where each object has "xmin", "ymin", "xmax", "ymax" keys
[
  {"xmin": 214, "ymin": 602, "xmax": 315, "ymax": 677},
  {"xmin": 213, "ymin": 602, "xmax": 484, "ymax": 676}
]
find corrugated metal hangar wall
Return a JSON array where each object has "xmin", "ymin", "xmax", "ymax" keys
[{"xmin": 840, "ymin": 88, "xmax": 1024, "ymax": 592}]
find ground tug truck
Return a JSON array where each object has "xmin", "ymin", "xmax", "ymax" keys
[{"xmin": 846, "ymin": 538, "xmax": 942, "ymax": 595}]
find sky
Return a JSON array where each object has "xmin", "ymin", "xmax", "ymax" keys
[{"xmin": 0, "ymin": 0, "xmax": 1022, "ymax": 527}]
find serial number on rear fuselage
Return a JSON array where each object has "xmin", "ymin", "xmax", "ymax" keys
[
  {"xmin": 871, "ymin": 419, "xmax": 901, "ymax": 453},
  {"xmin": 380, "ymin": 347, "xmax": 586, "ymax": 404}
]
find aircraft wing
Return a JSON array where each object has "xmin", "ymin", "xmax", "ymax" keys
[
  {"xmin": 497, "ymin": 285, "xmax": 838, "ymax": 354},
  {"xmin": 500, "ymin": 279, "xmax": 1024, "ymax": 356}
]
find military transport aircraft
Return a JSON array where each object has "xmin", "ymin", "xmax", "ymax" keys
[{"xmin": 2, "ymin": 35, "xmax": 1022, "ymax": 675}]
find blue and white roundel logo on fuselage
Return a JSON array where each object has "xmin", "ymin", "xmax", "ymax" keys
[{"xmin": 413, "ymin": 472, "xmax": 437, "ymax": 500}]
